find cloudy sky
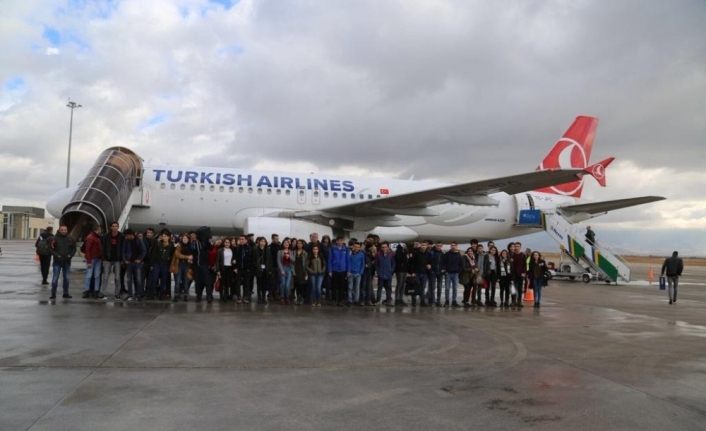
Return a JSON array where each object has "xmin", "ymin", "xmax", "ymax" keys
[{"xmin": 1, "ymin": 0, "xmax": 705, "ymax": 254}]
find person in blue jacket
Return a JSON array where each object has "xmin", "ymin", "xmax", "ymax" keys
[
  {"xmin": 375, "ymin": 242, "xmax": 396, "ymax": 306},
  {"xmin": 347, "ymin": 242, "xmax": 366, "ymax": 306},
  {"xmin": 328, "ymin": 236, "xmax": 349, "ymax": 306}
]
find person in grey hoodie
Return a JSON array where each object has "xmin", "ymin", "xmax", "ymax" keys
[{"xmin": 49, "ymin": 225, "xmax": 76, "ymax": 300}]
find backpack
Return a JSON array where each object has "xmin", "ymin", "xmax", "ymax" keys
[{"xmin": 36, "ymin": 237, "xmax": 52, "ymax": 256}]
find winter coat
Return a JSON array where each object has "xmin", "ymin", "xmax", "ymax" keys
[
  {"xmin": 151, "ymin": 241, "xmax": 174, "ymax": 265},
  {"xmin": 348, "ymin": 250, "xmax": 366, "ymax": 275},
  {"xmin": 661, "ymin": 256, "xmax": 684, "ymax": 277},
  {"xmin": 51, "ymin": 233, "xmax": 76, "ymax": 263},
  {"xmin": 122, "ymin": 237, "xmax": 146, "ymax": 263},
  {"xmin": 328, "ymin": 244, "xmax": 349, "ymax": 273},
  {"xmin": 216, "ymin": 246, "xmax": 236, "ymax": 273},
  {"xmin": 374, "ymin": 251, "xmax": 396, "ymax": 280},
  {"xmin": 459, "ymin": 254, "xmax": 478, "ymax": 285},
  {"xmin": 101, "ymin": 232, "xmax": 124, "ymax": 262},
  {"xmin": 394, "ymin": 245, "xmax": 408, "ymax": 273},
  {"xmin": 235, "ymin": 245, "xmax": 254, "ymax": 272},
  {"xmin": 443, "ymin": 250, "xmax": 463, "ymax": 274},
  {"xmin": 307, "ymin": 254, "xmax": 326, "ymax": 275},
  {"xmin": 170, "ymin": 243, "xmax": 193, "ymax": 273},
  {"xmin": 529, "ymin": 259, "xmax": 548, "ymax": 279},
  {"xmin": 430, "ymin": 249, "xmax": 445, "ymax": 274},
  {"xmin": 253, "ymin": 246, "xmax": 274, "ymax": 275},
  {"xmin": 411, "ymin": 249, "xmax": 431, "ymax": 274},
  {"xmin": 83, "ymin": 231, "xmax": 102, "ymax": 262},
  {"xmin": 511, "ymin": 252, "xmax": 526, "ymax": 276},
  {"xmin": 293, "ymin": 250, "xmax": 309, "ymax": 283}
]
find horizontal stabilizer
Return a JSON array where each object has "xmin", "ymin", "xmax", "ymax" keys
[{"xmin": 560, "ymin": 196, "xmax": 665, "ymax": 215}]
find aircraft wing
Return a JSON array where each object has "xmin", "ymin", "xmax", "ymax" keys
[
  {"xmin": 559, "ymin": 196, "xmax": 666, "ymax": 215},
  {"xmin": 305, "ymin": 168, "xmax": 586, "ymax": 218}
]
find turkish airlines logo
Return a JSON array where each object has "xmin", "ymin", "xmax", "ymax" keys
[
  {"xmin": 539, "ymin": 138, "xmax": 588, "ymax": 196},
  {"xmin": 591, "ymin": 163, "xmax": 605, "ymax": 181},
  {"xmin": 380, "ymin": 188, "xmax": 389, "ymax": 195}
]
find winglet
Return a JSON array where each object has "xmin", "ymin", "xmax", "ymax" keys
[{"xmin": 584, "ymin": 157, "xmax": 614, "ymax": 187}]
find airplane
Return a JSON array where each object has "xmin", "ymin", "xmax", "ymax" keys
[{"xmin": 46, "ymin": 115, "xmax": 665, "ymax": 244}]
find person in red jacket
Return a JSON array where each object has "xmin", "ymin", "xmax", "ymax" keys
[{"xmin": 82, "ymin": 225, "xmax": 104, "ymax": 299}]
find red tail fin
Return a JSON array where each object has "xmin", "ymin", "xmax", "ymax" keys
[
  {"xmin": 535, "ymin": 115, "xmax": 599, "ymax": 198},
  {"xmin": 584, "ymin": 157, "xmax": 614, "ymax": 187}
]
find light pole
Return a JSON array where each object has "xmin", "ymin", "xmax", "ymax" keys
[{"xmin": 66, "ymin": 99, "xmax": 82, "ymax": 188}]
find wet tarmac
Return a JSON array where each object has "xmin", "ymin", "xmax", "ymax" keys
[{"xmin": 0, "ymin": 240, "xmax": 704, "ymax": 430}]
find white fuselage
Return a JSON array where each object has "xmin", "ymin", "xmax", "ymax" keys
[{"xmin": 119, "ymin": 165, "xmax": 577, "ymax": 242}]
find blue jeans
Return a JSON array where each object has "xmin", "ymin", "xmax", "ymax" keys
[
  {"xmin": 83, "ymin": 258, "xmax": 102, "ymax": 292},
  {"xmin": 310, "ymin": 274, "xmax": 324, "ymax": 302},
  {"xmin": 429, "ymin": 272, "xmax": 445, "ymax": 304},
  {"xmin": 125, "ymin": 263, "xmax": 144, "ymax": 298},
  {"xmin": 534, "ymin": 277, "xmax": 544, "ymax": 304},
  {"xmin": 377, "ymin": 278, "xmax": 392, "ymax": 304},
  {"xmin": 445, "ymin": 272, "xmax": 459, "ymax": 304},
  {"xmin": 348, "ymin": 273, "xmax": 362, "ymax": 303},
  {"xmin": 175, "ymin": 262, "xmax": 191, "ymax": 296},
  {"xmin": 51, "ymin": 261, "xmax": 71, "ymax": 296},
  {"xmin": 150, "ymin": 263, "xmax": 170, "ymax": 297},
  {"xmin": 280, "ymin": 268, "xmax": 293, "ymax": 299},
  {"xmin": 416, "ymin": 273, "xmax": 429, "ymax": 304}
]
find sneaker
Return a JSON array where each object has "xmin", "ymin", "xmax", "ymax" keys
[
  {"xmin": 49, "ymin": 295, "xmax": 56, "ymax": 300},
  {"xmin": 62, "ymin": 294, "xmax": 72, "ymax": 299},
  {"xmin": 443, "ymin": 302, "xmax": 449, "ymax": 308},
  {"xmin": 113, "ymin": 296, "xmax": 121, "ymax": 301},
  {"xmin": 452, "ymin": 302, "xmax": 459, "ymax": 308},
  {"xmin": 41, "ymin": 280, "xmax": 49, "ymax": 285},
  {"xmin": 127, "ymin": 297, "xmax": 136, "ymax": 302},
  {"xmin": 82, "ymin": 292, "xmax": 91, "ymax": 299},
  {"xmin": 95, "ymin": 292, "xmax": 105, "ymax": 299}
]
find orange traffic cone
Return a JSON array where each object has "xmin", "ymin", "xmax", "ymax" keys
[{"xmin": 523, "ymin": 284, "xmax": 535, "ymax": 302}]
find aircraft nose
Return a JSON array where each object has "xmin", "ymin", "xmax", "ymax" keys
[{"xmin": 46, "ymin": 187, "xmax": 76, "ymax": 219}]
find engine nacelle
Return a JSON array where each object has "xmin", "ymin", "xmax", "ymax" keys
[{"xmin": 243, "ymin": 217, "xmax": 333, "ymax": 240}]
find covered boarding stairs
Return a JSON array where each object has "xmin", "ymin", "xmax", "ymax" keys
[
  {"xmin": 517, "ymin": 208, "xmax": 631, "ymax": 283},
  {"xmin": 60, "ymin": 147, "xmax": 147, "ymax": 238}
]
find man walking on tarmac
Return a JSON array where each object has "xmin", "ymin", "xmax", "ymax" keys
[{"xmin": 661, "ymin": 251, "xmax": 684, "ymax": 305}]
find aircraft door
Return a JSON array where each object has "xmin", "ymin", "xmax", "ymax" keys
[
  {"xmin": 297, "ymin": 187, "xmax": 306, "ymax": 205},
  {"xmin": 312, "ymin": 189, "xmax": 321, "ymax": 205}
]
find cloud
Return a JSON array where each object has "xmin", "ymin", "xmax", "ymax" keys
[{"xmin": 0, "ymin": 0, "xmax": 705, "ymax": 252}]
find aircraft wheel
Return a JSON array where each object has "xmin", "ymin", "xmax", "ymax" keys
[{"xmin": 582, "ymin": 274, "xmax": 591, "ymax": 283}]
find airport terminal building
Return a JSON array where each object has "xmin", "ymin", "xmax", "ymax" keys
[{"xmin": 0, "ymin": 206, "xmax": 55, "ymax": 240}]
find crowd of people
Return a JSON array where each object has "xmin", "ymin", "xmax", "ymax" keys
[{"xmin": 36, "ymin": 223, "xmax": 552, "ymax": 308}]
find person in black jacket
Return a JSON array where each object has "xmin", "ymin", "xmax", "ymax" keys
[
  {"xmin": 528, "ymin": 251, "xmax": 548, "ymax": 308},
  {"xmin": 267, "ymin": 234, "xmax": 281, "ymax": 301},
  {"xmin": 394, "ymin": 244, "xmax": 408, "ymax": 306},
  {"xmin": 35, "ymin": 227, "xmax": 54, "ymax": 285},
  {"xmin": 429, "ymin": 242, "xmax": 445, "ymax": 306},
  {"xmin": 483, "ymin": 246, "xmax": 500, "ymax": 307},
  {"xmin": 101, "ymin": 222, "xmax": 124, "ymax": 300},
  {"xmin": 234, "ymin": 235, "xmax": 254, "ymax": 304},
  {"xmin": 253, "ymin": 237, "xmax": 273, "ymax": 304},
  {"xmin": 49, "ymin": 225, "xmax": 76, "ymax": 299},
  {"xmin": 661, "ymin": 251, "xmax": 684, "ymax": 304},
  {"xmin": 410, "ymin": 242, "xmax": 432, "ymax": 306},
  {"xmin": 442, "ymin": 242, "xmax": 463, "ymax": 307}
]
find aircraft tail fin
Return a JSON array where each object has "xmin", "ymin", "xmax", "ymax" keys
[{"xmin": 535, "ymin": 115, "xmax": 599, "ymax": 198}]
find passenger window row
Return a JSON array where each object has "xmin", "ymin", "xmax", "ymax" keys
[{"xmin": 159, "ymin": 183, "xmax": 381, "ymax": 200}]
